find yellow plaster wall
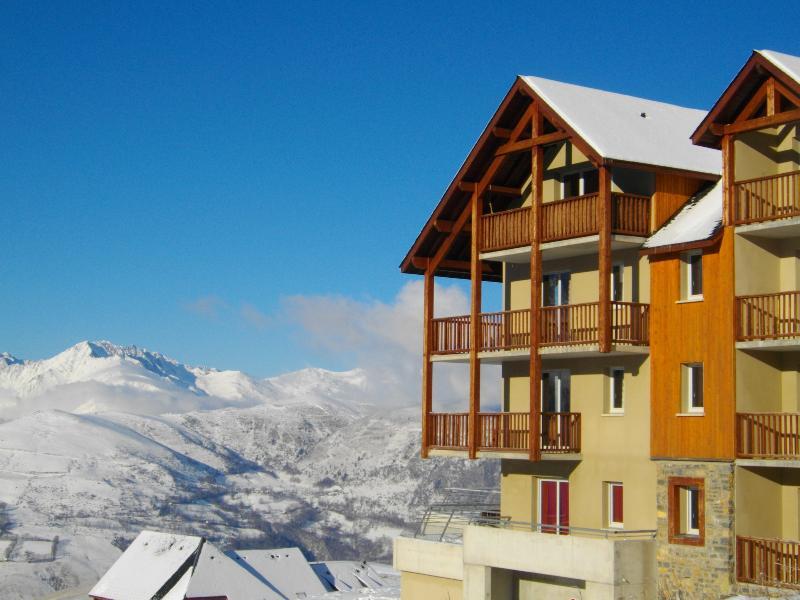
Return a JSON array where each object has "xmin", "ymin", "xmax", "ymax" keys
[
  {"xmin": 500, "ymin": 356, "xmax": 655, "ymax": 531},
  {"xmin": 400, "ymin": 572, "xmax": 463, "ymax": 600},
  {"xmin": 736, "ymin": 467, "xmax": 800, "ymax": 540}
]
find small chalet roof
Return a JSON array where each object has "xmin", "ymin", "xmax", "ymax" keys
[
  {"xmin": 759, "ymin": 50, "xmax": 800, "ymax": 88},
  {"xmin": 88, "ymin": 531, "xmax": 202, "ymax": 600},
  {"xmin": 521, "ymin": 76, "xmax": 720, "ymax": 176},
  {"xmin": 227, "ymin": 547, "xmax": 328, "ymax": 598},
  {"xmin": 185, "ymin": 541, "xmax": 283, "ymax": 600},
  {"xmin": 310, "ymin": 560, "xmax": 388, "ymax": 592},
  {"xmin": 642, "ymin": 180, "xmax": 722, "ymax": 252}
]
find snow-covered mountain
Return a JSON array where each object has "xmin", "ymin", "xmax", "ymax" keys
[{"xmin": 0, "ymin": 342, "xmax": 496, "ymax": 599}]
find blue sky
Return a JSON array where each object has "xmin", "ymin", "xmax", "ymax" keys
[{"xmin": 2, "ymin": 1, "xmax": 798, "ymax": 376}]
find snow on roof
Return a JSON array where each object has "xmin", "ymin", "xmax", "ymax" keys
[
  {"xmin": 759, "ymin": 49, "xmax": 800, "ymax": 88},
  {"xmin": 310, "ymin": 561, "xmax": 389, "ymax": 592},
  {"xmin": 161, "ymin": 567, "xmax": 193, "ymax": 600},
  {"xmin": 88, "ymin": 531, "xmax": 202, "ymax": 600},
  {"xmin": 643, "ymin": 180, "xmax": 722, "ymax": 250},
  {"xmin": 520, "ymin": 76, "xmax": 721, "ymax": 176},
  {"xmin": 185, "ymin": 541, "xmax": 284, "ymax": 600},
  {"xmin": 228, "ymin": 547, "xmax": 328, "ymax": 598}
]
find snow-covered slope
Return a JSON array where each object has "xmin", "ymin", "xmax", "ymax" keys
[{"xmin": 0, "ymin": 342, "xmax": 496, "ymax": 599}]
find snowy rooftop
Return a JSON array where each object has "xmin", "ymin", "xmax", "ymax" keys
[
  {"xmin": 521, "ymin": 76, "xmax": 721, "ymax": 176},
  {"xmin": 228, "ymin": 547, "xmax": 329, "ymax": 598},
  {"xmin": 311, "ymin": 561, "xmax": 389, "ymax": 593},
  {"xmin": 643, "ymin": 180, "xmax": 722, "ymax": 250},
  {"xmin": 88, "ymin": 531, "xmax": 202, "ymax": 600},
  {"xmin": 184, "ymin": 541, "xmax": 283, "ymax": 600},
  {"xmin": 759, "ymin": 49, "xmax": 800, "ymax": 88}
]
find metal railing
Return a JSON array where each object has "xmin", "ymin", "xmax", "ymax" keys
[
  {"xmin": 469, "ymin": 515, "xmax": 656, "ymax": 540},
  {"xmin": 414, "ymin": 488, "xmax": 501, "ymax": 543}
]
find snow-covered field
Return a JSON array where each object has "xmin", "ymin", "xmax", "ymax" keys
[{"xmin": 0, "ymin": 342, "xmax": 496, "ymax": 599}]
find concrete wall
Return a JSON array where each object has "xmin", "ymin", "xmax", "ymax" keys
[
  {"xmin": 400, "ymin": 572, "xmax": 462, "ymax": 600},
  {"xmin": 462, "ymin": 525, "xmax": 656, "ymax": 599}
]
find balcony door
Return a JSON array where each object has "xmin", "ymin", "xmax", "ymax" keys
[
  {"xmin": 539, "ymin": 479, "xmax": 569, "ymax": 534},
  {"xmin": 541, "ymin": 370, "xmax": 570, "ymax": 450},
  {"xmin": 542, "ymin": 272, "xmax": 571, "ymax": 344}
]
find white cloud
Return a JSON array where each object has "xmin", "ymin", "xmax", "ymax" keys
[
  {"xmin": 185, "ymin": 295, "xmax": 227, "ymax": 319},
  {"xmin": 240, "ymin": 303, "xmax": 270, "ymax": 330},
  {"xmin": 283, "ymin": 280, "xmax": 501, "ymax": 408}
]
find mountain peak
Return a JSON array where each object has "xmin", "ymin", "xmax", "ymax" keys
[{"xmin": 0, "ymin": 352, "xmax": 22, "ymax": 366}]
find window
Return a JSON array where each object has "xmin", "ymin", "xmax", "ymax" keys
[
  {"xmin": 668, "ymin": 477, "xmax": 704, "ymax": 545},
  {"xmin": 561, "ymin": 169, "xmax": 598, "ymax": 199},
  {"xmin": 606, "ymin": 482, "xmax": 623, "ymax": 529},
  {"xmin": 681, "ymin": 363, "xmax": 704, "ymax": 413},
  {"xmin": 681, "ymin": 251, "xmax": 703, "ymax": 300},
  {"xmin": 606, "ymin": 368, "xmax": 625, "ymax": 414},
  {"xmin": 611, "ymin": 263, "xmax": 624, "ymax": 302}
]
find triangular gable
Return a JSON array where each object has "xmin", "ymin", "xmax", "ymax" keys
[
  {"xmin": 692, "ymin": 49, "xmax": 800, "ymax": 148},
  {"xmin": 401, "ymin": 75, "xmax": 720, "ymax": 278}
]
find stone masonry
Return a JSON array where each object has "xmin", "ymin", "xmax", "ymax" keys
[{"xmin": 655, "ymin": 461, "xmax": 735, "ymax": 599}]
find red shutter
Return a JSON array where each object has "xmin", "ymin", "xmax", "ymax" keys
[{"xmin": 612, "ymin": 484, "xmax": 623, "ymax": 524}]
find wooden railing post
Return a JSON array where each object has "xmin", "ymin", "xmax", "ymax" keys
[
  {"xmin": 598, "ymin": 165, "xmax": 612, "ymax": 352},
  {"xmin": 529, "ymin": 108, "xmax": 543, "ymax": 462},
  {"xmin": 421, "ymin": 270, "xmax": 434, "ymax": 458},
  {"xmin": 469, "ymin": 189, "xmax": 482, "ymax": 459},
  {"xmin": 723, "ymin": 134, "xmax": 735, "ymax": 226}
]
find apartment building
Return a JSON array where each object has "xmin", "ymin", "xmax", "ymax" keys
[{"xmin": 394, "ymin": 49, "xmax": 800, "ymax": 599}]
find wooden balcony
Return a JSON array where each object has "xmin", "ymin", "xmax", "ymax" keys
[
  {"xmin": 736, "ymin": 291, "xmax": 800, "ymax": 342},
  {"xmin": 479, "ymin": 192, "xmax": 651, "ymax": 253},
  {"xmin": 736, "ymin": 413, "xmax": 800, "ymax": 459},
  {"xmin": 428, "ymin": 412, "xmax": 581, "ymax": 454},
  {"xmin": 737, "ymin": 536, "xmax": 800, "ymax": 589},
  {"xmin": 734, "ymin": 170, "xmax": 800, "ymax": 226},
  {"xmin": 430, "ymin": 302, "xmax": 649, "ymax": 355}
]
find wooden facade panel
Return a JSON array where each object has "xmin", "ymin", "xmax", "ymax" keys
[
  {"xmin": 649, "ymin": 228, "xmax": 736, "ymax": 459},
  {"xmin": 652, "ymin": 173, "xmax": 705, "ymax": 232}
]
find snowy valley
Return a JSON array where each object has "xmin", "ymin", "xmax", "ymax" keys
[{"xmin": 0, "ymin": 342, "xmax": 497, "ymax": 599}]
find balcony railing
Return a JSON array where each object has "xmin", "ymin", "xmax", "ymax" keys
[
  {"xmin": 734, "ymin": 170, "xmax": 800, "ymax": 225},
  {"xmin": 737, "ymin": 536, "xmax": 800, "ymax": 589},
  {"xmin": 427, "ymin": 413, "xmax": 469, "ymax": 449},
  {"xmin": 429, "ymin": 412, "xmax": 581, "ymax": 454},
  {"xmin": 431, "ymin": 303, "xmax": 649, "ymax": 355},
  {"xmin": 479, "ymin": 192, "xmax": 651, "ymax": 252},
  {"xmin": 736, "ymin": 413, "xmax": 800, "ymax": 459},
  {"xmin": 736, "ymin": 291, "xmax": 800, "ymax": 341}
]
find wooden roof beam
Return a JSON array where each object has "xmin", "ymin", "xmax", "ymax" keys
[
  {"xmin": 494, "ymin": 130, "xmax": 570, "ymax": 157},
  {"xmin": 411, "ymin": 257, "xmax": 494, "ymax": 274},
  {"xmin": 433, "ymin": 219, "xmax": 471, "ymax": 233},
  {"xmin": 711, "ymin": 107, "xmax": 800, "ymax": 136},
  {"xmin": 492, "ymin": 127, "xmax": 512, "ymax": 139},
  {"xmin": 486, "ymin": 185, "xmax": 523, "ymax": 196}
]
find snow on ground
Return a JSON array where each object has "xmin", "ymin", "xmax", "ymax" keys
[{"xmin": 0, "ymin": 341, "xmax": 496, "ymax": 599}]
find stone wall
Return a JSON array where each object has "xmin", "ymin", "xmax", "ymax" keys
[{"xmin": 655, "ymin": 461, "xmax": 735, "ymax": 599}]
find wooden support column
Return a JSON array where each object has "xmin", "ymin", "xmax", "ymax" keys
[
  {"xmin": 529, "ymin": 108, "xmax": 543, "ymax": 462},
  {"xmin": 722, "ymin": 134, "xmax": 735, "ymax": 226},
  {"xmin": 468, "ymin": 189, "xmax": 482, "ymax": 459},
  {"xmin": 598, "ymin": 165, "xmax": 612, "ymax": 353},
  {"xmin": 421, "ymin": 269, "xmax": 434, "ymax": 458}
]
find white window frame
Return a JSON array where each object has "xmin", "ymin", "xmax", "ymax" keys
[
  {"xmin": 538, "ymin": 478, "xmax": 568, "ymax": 535},
  {"xmin": 607, "ymin": 482, "xmax": 624, "ymax": 529},
  {"xmin": 683, "ymin": 363, "xmax": 704, "ymax": 414},
  {"xmin": 682, "ymin": 250, "xmax": 703, "ymax": 301},
  {"xmin": 608, "ymin": 367, "xmax": 625, "ymax": 414},
  {"xmin": 682, "ymin": 487, "xmax": 700, "ymax": 536},
  {"xmin": 560, "ymin": 168, "xmax": 597, "ymax": 200}
]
